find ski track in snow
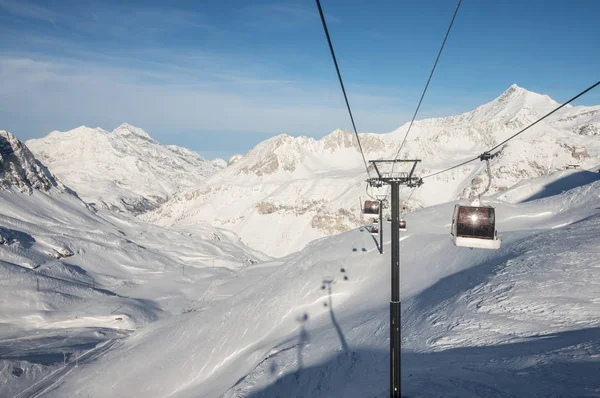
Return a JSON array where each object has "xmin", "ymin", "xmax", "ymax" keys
[{"xmin": 13, "ymin": 337, "xmax": 124, "ymax": 398}]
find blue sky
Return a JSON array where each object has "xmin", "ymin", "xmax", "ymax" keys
[{"xmin": 1, "ymin": 0, "xmax": 599, "ymax": 160}]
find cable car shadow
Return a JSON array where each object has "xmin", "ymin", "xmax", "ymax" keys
[{"xmin": 408, "ymin": 250, "xmax": 527, "ymax": 315}]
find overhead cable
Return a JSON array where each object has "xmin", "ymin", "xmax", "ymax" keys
[
  {"xmin": 316, "ymin": 0, "xmax": 371, "ymax": 177},
  {"xmin": 393, "ymin": 0, "xmax": 463, "ymax": 160}
]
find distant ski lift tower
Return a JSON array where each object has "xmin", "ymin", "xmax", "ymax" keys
[{"xmin": 366, "ymin": 159, "xmax": 423, "ymax": 398}]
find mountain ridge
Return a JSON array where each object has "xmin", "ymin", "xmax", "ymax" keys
[
  {"xmin": 145, "ymin": 84, "xmax": 600, "ymax": 257},
  {"xmin": 27, "ymin": 124, "xmax": 225, "ymax": 214}
]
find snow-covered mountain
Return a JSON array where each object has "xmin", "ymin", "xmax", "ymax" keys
[
  {"xmin": 145, "ymin": 84, "xmax": 600, "ymax": 257},
  {"xmin": 4, "ymin": 124, "xmax": 600, "ymax": 397},
  {"xmin": 42, "ymin": 169, "xmax": 600, "ymax": 398},
  {"xmin": 26, "ymin": 123, "xmax": 224, "ymax": 214}
]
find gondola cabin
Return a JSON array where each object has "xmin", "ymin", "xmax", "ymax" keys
[
  {"xmin": 399, "ymin": 219, "xmax": 407, "ymax": 231},
  {"xmin": 370, "ymin": 225, "xmax": 379, "ymax": 236},
  {"xmin": 363, "ymin": 200, "xmax": 380, "ymax": 224},
  {"xmin": 450, "ymin": 204, "xmax": 501, "ymax": 249}
]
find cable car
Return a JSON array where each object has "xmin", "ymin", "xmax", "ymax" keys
[
  {"xmin": 363, "ymin": 200, "xmax": 380, "ymax": 217},
  {"xmin": 386, "ymin": 216, "xmax": 392, "ymax": 224},
  {"xmin": 450, "ymin": 202, "xmax": 501, "ymax": 249},
  {"xmin": 399, "ymin": 219, "xmax": 407, "ymax": 231},
  {"xmin": 370, "ymin": 225, "xmax": 379, "ymax": 236}
]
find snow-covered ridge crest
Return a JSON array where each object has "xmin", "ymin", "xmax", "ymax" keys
[
  {"xmin": 26, "ymin": 123, "xmax": 224, "ymax": 214},
  {"xmin": 112, "ymin": 122, "xmax": 155, "ymax": 141},
  {"xmin": 222, "ymin": 129, "xmax": 367, "ymax": 178},
  {"xmin": 0, "ymin": 130, "xmax": 71, "ymax": 194}
]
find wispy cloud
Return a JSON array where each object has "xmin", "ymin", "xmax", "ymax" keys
[
  {"xmin": 0, "ymin": 0, "xmax": 59, "ymax": 23},
  {"xmin": 0, "ymin": 1, "xmax": 450, "ymax": 149},
  {"xmin": 0, "ymin": 53, "xmax": 412, "ymax": 142},
  {"xmin": 0, "ymin": 1, "xmax": 212, "ymax": 41}
]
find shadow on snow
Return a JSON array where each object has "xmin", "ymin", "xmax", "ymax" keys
[
  {"xmin": 248, "ymin": 327, "xmax": 600, "ymax": 398},
  {"xmin": 521, "ymin": 170, "xmax": 600, "ymax": 203}
]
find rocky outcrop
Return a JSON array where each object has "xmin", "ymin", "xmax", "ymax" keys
[{"xmin": 0, "ymin": 130, "xmax": 66, "ymax": 194}]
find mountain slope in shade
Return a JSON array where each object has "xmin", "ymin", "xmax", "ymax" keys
[
  {"xmin": 26, "ymin": 123, "xmax": 224, "ymax": 214},
  {"xmin": 145, "ymin": 84, "xmax": 600, "ymax": 257}
]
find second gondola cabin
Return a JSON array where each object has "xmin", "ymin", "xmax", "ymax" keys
[
  {"xmin": 370, "ymin": 225, "xmax": 379, "ymax": 236},
  {"xmin": 450, "ymin": 204, "xmax": 501, "ymax": 250},
  {"xmin": 399, "ymin": 219, "xmax": 407, "ymax": 231},
  {"xmin": 363, "ymin": 200, "xmax": 380, "ymax": 224}
]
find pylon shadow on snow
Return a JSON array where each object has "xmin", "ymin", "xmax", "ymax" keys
[
  {"xmin": 294, "ymin": 312, "xmax": 310, "ymax": 378},
  {"xmin": 322, "ymin": 279, "xmax": 349, "ymax": 353},
  {"xmin": 371, "ymin": 235, "xmax": 382, "ymax": 253}
]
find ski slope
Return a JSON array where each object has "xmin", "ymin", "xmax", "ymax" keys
[{"xmin": 44, "ymin": 169, "xmax": 600, "ymax": 398}]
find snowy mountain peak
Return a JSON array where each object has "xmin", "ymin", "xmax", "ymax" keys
[
  {"xmin": 452, "ymin": 84, "xmax": 561, "ymax": 129},
  {"xmin": 112, "ymin": 123, "xmax": 156, "ymax": 142},
  {"xmin": 54, "ymin": 125, "xmax": 109, "ymax": 137},
  {"xmin": 0, "ymin": 130, "xmax": 66, "ymax": 194},
  {"xmin": 321, "ymin": 129, "xmax": 356, "ymax": 150},
  {"xmin": 502, "ymin": 83, "xmax": 525, "ymax": 98},
  {"xmin": 26, "ymin": 124, "xmax": 222, "ymax": 214},
  {"xmin": 211, "ymin": 158, "xmax": 227, "ymax": 169},
  {"xmin": 226, "ymin": 134, "xmax": 310, "ymax": 176},
  {"xmin": 495, "ymin": 84, "xmax": 558, "ymax": 107}
]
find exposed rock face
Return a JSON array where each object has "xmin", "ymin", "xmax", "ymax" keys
[
  {"xmin": 255, "ymin": 200, "xmax": 325, "ymax": 215},
  {"xmin": 311, "ymin": 209, "xmax": 362, "ymax": 235},
  {"xmin": 572, "ymin": 147, "xmax": 589, "ymax": 160},
  {"xmin": 227, "ymin": 154, "xmax": 243, "ymax": 166},
  {"xmin": 577, "ymin": 125, "xmax": 599, "ymax": 136},
  {"xmin": 0, "ymin": 130, "xmax": 66, "ymax": 194}
]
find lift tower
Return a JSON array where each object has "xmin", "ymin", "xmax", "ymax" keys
[{"xmin": 366, "ymin": 159, "xmax": 423, "ymax": 398}]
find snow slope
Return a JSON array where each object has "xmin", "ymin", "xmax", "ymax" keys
[
  {"xmin": 146, "ymin": 84, "xmax": 600, "ymax": 257},
  {"xmin": 26, "ymin": 123, "xmax": 224, "ymax": 214},
  {"xmin": 48, "ymin": 168, "xmax": 600, "ymax": 397},
  {"xmin": 0, "ymin": 131, "xmax": 266, "ymax": 397}
]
